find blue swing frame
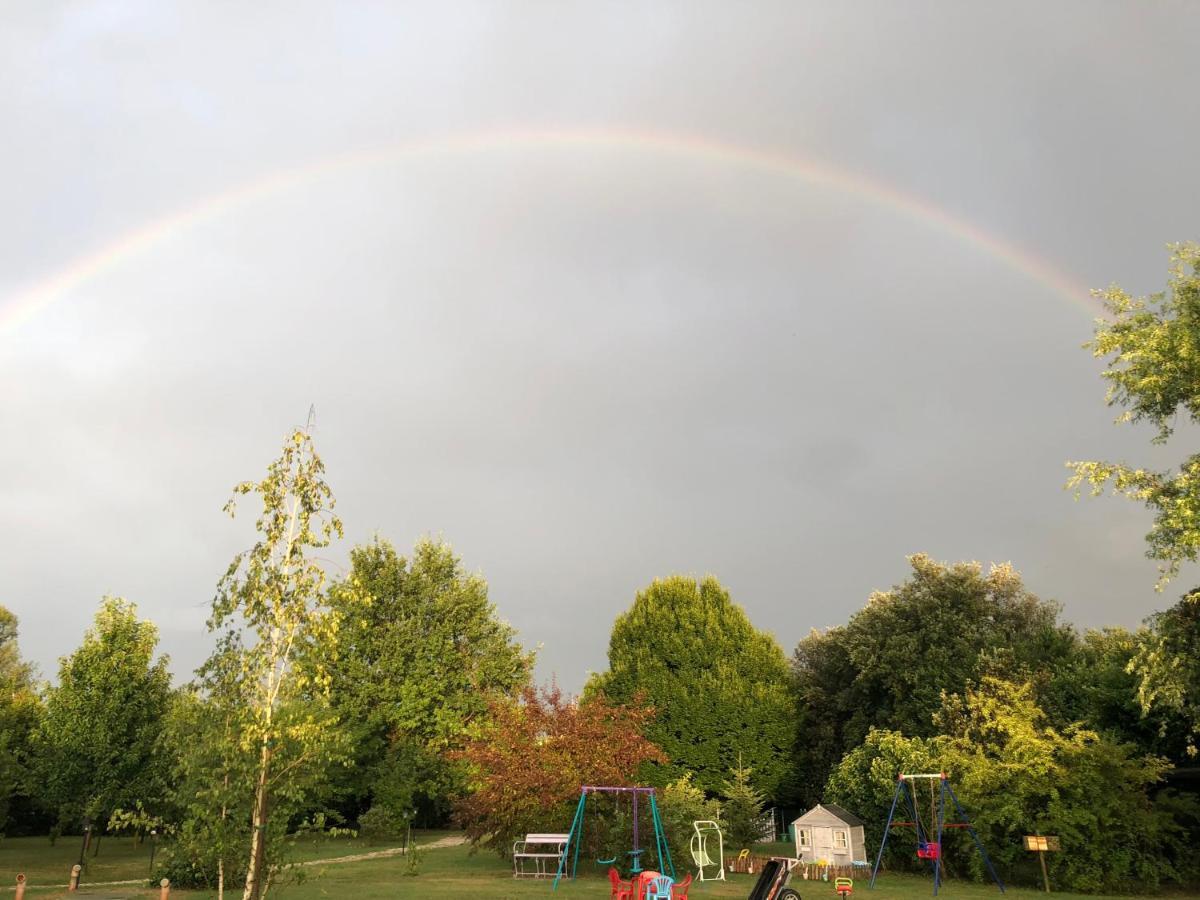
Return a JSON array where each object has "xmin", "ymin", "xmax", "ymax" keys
[{"xmin": 869, "ymin": 773, "xmax": 1004, "ymax": 896}]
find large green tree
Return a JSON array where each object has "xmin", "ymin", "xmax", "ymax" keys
[
  {"xmin": 209, "ymin": 428, "xmax": 356, "ymax": 900},
  {"xmin": 1068, "ymin": 242, "xmax": 1200, "ymax": 588},
  {"xmin": 0, "ymin": 606, "xmax": 41, "ymax": 834},
  {"xmin": 33, "ymin": 597, "xmax": 172, "ymax": 832},
  {"xmin": 826, "ymin": 678, "xmax": 1195, "ymax": 893},
  {"xmin": 324, "ymin": 537, "xmax": 533, "ymax": 825},
  {"xmin": 586, "ymin": 575, "xmax": 794, "ymax": 800},
  {"xmin": 792, "ymin": 555, "xmax": 1073, "ymax": 803}
]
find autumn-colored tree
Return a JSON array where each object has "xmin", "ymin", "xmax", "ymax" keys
[{"xmin": 453, "ymin": 685, "xmax": 665, "ymax": 858}]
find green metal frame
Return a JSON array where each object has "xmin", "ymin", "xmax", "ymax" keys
[{"xmin": 552, "ymin": 786, "xmax": 675, "ymax": 890}]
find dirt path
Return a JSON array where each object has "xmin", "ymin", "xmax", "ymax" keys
[
  {"xmin": 297, "ymin": 833, "xmax": 467, "ymax": 866},
  {"xmin": 25, "ymin": 835, "xmax": 470, "ymax": 891}
]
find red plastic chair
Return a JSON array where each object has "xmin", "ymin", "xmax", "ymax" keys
[
  {"xmin": 608, "ymin": 866, "xmax": 634, "ymax": 900},
  {"xmin": 671, "ymin": 871, "xmax": 693, "ymax": 899}
]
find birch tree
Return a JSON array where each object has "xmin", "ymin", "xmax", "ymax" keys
[{"xmin": 210, "ymin": 427, "xmax": 355, "ymax": 900}]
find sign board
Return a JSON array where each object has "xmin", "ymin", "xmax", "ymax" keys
[{"xmin": 1023, "ymin": 835, "xmax": 1060, "ymax": 852}]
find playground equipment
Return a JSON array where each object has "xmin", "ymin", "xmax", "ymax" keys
[
  {"xmin": 690, "ymin": 820, "xmax": 726, "ymax": 882},
  {"xmin": 553, "ymin": 786, "xmax": 675, "ymax": 890},
  {"xmin": 746, "ymin": 857, "xmax": 802, "ymax": 900},
  {"xmin": 835, "ymin": 877, "xmax": 853, "ymax": 898},
  {"xmin": 870, "ymin": 773, "xmax": 1004, "ymax": 896}
]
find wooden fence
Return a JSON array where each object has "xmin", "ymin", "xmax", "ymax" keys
[{"xmin": 724, "ymin": 855, "xmax": 870, "ymax": 882}]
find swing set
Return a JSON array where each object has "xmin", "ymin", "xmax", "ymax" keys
[
  {"xmin": 552, "ymin": 786, "xmax": 676, "ymax": 890},
  {"xmin": 870, "ymin": 773, "xmax": 1004, "ymax": 896}
]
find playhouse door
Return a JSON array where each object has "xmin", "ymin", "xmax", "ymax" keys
[{"xmin": 814, "ymin": 830, "xmax": 834, "ymax": 862}]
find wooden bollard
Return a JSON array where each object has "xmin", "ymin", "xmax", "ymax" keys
[
  {"xmin": 68, "ymin": 864, "xmax": 81, "ymax": 891},
  {"xmin": 160, "ymin": 876, "xmax": 171, "ymax": 900},
  {"xmin": 14, "ymin": 874, "xmax": 25, "ymax": 900}
]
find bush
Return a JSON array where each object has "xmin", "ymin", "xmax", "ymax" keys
[
  {"xmin": 153, "ymin": 841, "xmax": 245, "ymax": 891},
  {"xmin": 658, "ymin": 774, "xmax": 721, "ymax": 872},
  {"xmin": 357, "ymin": 805, "xmax": 405, "ymax": 845}
]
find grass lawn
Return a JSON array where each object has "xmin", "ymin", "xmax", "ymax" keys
[{"xmin": 2, "ymin": 835, "xmax": 1194, "ymax": 900}]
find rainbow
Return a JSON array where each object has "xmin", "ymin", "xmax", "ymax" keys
[{"xmin": 0, "ymin": 127, "xmax": 1096, "ymax": 337}]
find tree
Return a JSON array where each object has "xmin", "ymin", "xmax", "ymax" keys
[
  {"xmin": 823, "ymin": 729, "xmax": 940, "ymax": 870},
  {"xmin": 793, "ymin": 555, "xmax": 1073, "ymax": 804},
  {"xmin": 586, "ymin": 575, "xmax": 794, "ymax": 800},
  {"xmin": 32, "ymin": 597, "xmax": 172, "ymax": 833},
  {"xmin": 1130, "ymin": 592, "xmax": 1200, "ymax": 757},
  {"xmin": 453, "ymin": 684, "xmax": 665, "ymax": 858},
  {"xmin": 209, "ymin": 427, "xmax": 357, "ymax": 900},
  {"xmin": 324, "ymin": 537, "xmax": 532, "ymax": 825},
  {"xmin": 657, "ymin": 773, "xmax": 720, "ymax": 872},
  {"xmin": 721, "ymin": 758, "xmax": 767, "ymax": 851},
  {"xmin": 1068, "ymin": 242, "xmax": 1200, "ymax": 589},
  {"xmin": 1041, "ymin": 626, "xmax": 1190, "ymax": 761},
  {"xmin": 155, "ymin": 655, "xmax": 256, "ymax": 896},
  {"xmin": 0, "ymin": 606, "xmax": 41, "ymax": 834},
  {"xmin": 825, "ymin": 678, "xmax": 1195, "ymax": 893}
]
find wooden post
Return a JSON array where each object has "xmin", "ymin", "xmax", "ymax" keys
[
  {"xmin": 1024, "ymin": 834, "xmax": 1058, "ymax": 893},
  {"xmin": 14, "ymin": 874, "xmax": 26, "ymax": 900},
  {"xmin": 68, "ymin": 865, "xmax": 81, "ymax": 892},
  {"xmin": 160, "ymin": 877, "xmax": 171, "ymax": 900}
]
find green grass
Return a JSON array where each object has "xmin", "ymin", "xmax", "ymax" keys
[{"xmin": 1, "ymin": 835, "xmax": 1194, "ymax": 900}]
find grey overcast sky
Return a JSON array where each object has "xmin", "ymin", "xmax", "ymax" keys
[{"xmin": 2, "ymin": 2, "xmax": 1198, "ymax": 690}]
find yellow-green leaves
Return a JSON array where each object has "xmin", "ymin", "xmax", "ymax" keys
[
  {"xmin": 1070, "ymin": 243, "xmax": 1200, "ymax": 589},
  {"xmin": 206, "ymin": 428, "xmax": 352, "ymax": 900}
]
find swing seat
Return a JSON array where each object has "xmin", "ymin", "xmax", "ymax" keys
[
  {"xmin": 916, "ymin": 842, "xmax": 940, "ymax": 860},
  {"xmin": 628, "ymin": 848, "xmax": 645, "ymax": 874}
]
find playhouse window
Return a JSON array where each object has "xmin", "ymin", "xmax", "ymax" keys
[
  {"xmin": 798, "ymin": 829, "xmax": 811, "ymax": 848},
  {"xmin": 833, "ymin": 830, "xmax": 849, "ymax": 850}
]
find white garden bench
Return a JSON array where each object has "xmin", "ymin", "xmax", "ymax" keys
[{"xmin": 513, "ymin": 832, "xmax": 569, "ymax": 878}]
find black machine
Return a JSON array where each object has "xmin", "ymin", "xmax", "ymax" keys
[{"xmin": 747, "ymin": 858, "xmax": 801, "ymax": 900}]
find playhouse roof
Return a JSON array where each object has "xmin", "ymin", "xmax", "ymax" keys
[{"xmin": 792, "ymin": 803, "xmax": 865, "ymax": 828}]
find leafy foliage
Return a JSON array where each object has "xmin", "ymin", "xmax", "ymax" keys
[
  {"xmin": 0, "ymin": 606, "xmax": 41, "ymax": 835},
  {"xmin": 325, "ymin": 537, "xmax": 532, "ymax": 826},
  {"xmin": 721, "ymin": 758, "xmax": 767, "ymax": 851},
  {"xmin": 209, "ymin": 428, "xmax": 357, "ymax": 900},
  {"xmin": 793, "ymin": 555, "xmax": 1072, "ymax": 804},
  {"xmin": 826, "ymin": 677, "xmax": 1194, "ymax": 893},
  {"xmin": 453, "ymin": 684, "xmax": 665, "ymax": 858},
  {"xmin": 32, "ymin": 597, "xmax": 171, "ymax": 832},
  {"xmin": 1068, "ymin": 243, "xmax": 1200, "ymax": 588},
  {"xmin": 1042, "ymin": 626, "xmax": 1191, "ymax": 762},
  {"xmin": 824, "ymin": 728, "xmax": 940, "ymax": 870},
  {"xmin": 1130, "ymin": 592, "xmax": 1200, "ymax": 757},
  {"xmin": 154, "ymin": 680, "xmax": 254, "ymax": 893},
  {"xmin": 586, "ymin": 575, "xmax": 794, "ymax": 800},
  {"xmin": 657, "ymin": 773, "xmax": 721, "ymax": 873}
]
